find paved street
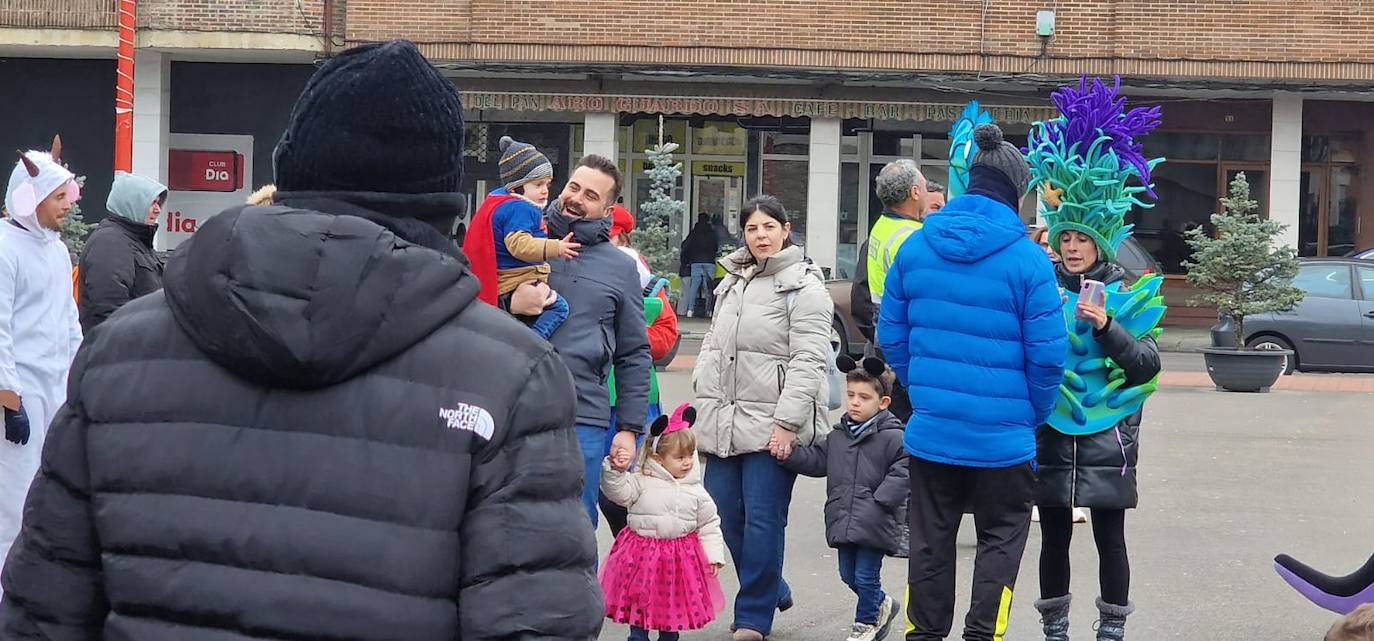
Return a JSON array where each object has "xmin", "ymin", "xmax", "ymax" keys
[{"xmin": 597, "ymin": 359, "xmax": 1374, "ymax": 640}]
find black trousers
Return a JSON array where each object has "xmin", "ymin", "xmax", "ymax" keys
[
  {"xmin": 1038, "ymin": 507, "xmax": 1130, "ymax": 606},
  {"xmin": 599, "ymin": 493, "xmax": 629, "ymax": 537},
  {"xmin": 905, "ymin": 459, "xmax": 1035, "ymax": 641},
  {"xmin": 869, "ymin": 344, "xmax": 913, "ymax": 423}
]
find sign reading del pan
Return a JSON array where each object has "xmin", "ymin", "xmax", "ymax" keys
[{"xmin": 157, "ymin": 133, "xmax": 254, "ymax": 251}]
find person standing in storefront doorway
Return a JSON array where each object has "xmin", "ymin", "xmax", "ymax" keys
[{"xmin": 678, "ymin": 212, "xmax": 720, "ymax": 318}]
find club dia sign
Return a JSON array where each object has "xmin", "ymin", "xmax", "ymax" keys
[
  {"xmin": 461, "ymin": 91, "xmax": 1056, "ymax": 125},
  {"xmin": 168, "ymin": 150, "xmax": 244, "ymax": 193}
]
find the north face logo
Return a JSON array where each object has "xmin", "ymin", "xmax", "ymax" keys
[{"xmin": 439, "ymin": 403, "xmax": 494, "ymax": 441}]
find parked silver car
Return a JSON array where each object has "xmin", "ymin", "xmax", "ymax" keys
[{"xmin": 1213, "ymin": 257, "xmax": 1374, "ymax": 374}]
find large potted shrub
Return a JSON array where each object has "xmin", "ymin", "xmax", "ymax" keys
[{"xmin": 1183, "ymin": 173, "xmax": 1304, "ymax": 392}]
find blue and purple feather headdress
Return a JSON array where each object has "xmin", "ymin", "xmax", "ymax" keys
[{"xmin": 1025, "ymin": 77, "xmax": 1165, "ymax": 261}]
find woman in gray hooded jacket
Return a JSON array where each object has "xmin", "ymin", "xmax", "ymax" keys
[
  {"xmin": 692, "ymin": 195, "xmax": 832, "ymax": 641},
  {"xmin": 77, "ymin": 171, "xmax": 168, "ymax": 332}
]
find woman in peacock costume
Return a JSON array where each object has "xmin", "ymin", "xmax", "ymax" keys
[{"xmin": 1024, "ymin": 77, "xmax": 1167, "ymax": 641}]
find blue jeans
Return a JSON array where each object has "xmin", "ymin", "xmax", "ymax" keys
[
  {"xmin": 575, "ymin": 425, "xmax": 605, "ymax": 528},
  {"xmin": 628, "ymin": 627, "xmax": 679, "ymax": 641},
  {"xmin": 703, "ymin": 452, "xmax": 797, "ymax": 636},
  {"xmin": 838, "ymin": 545, "xmax": 887, "ymax": 625},
  {"xmin": 530, "ymin": 293, "xmax": 569, "ymax": 340},
  {"xmin": 676, "ymin": 263, "xmax": 715, "ymax": 316}
]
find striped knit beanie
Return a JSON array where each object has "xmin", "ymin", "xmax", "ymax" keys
[{"xmin": 498, "ymin": 136, "xmax": 553, "ymax": 192}]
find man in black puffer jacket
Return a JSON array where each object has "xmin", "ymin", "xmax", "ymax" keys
[
  {"xmin": 0, "ymin": 40, "xmax": 601, "ymax": 641},
  {"xmin": 78, "ymin": 171, "xmax": 169, "ymax": 332}
]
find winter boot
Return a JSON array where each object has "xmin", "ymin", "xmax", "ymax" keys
[
  {"xmin": 1033, "ymin": 594, "xmax": 1071, "ymax": 641},
  {"xmin": 1093, "ymin": 597, "xmax": 1134, "ymax": 641}
]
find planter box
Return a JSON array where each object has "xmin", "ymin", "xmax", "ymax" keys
[{"xmin": 1202, "ymin": 347, "xmax": 1291, "ymax": 393}]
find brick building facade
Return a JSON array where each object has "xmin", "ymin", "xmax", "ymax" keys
[{"xmin": 2, "ymin": 1, "xmax": 1372, "ymax": 323}]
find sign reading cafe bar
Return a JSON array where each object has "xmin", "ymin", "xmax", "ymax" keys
[{"xmin": 461, "ymin": 91, "xmax": 1057, "ymax": 125}]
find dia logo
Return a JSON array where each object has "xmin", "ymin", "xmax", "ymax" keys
[{"xmin": 166, "ymin": 211, "xmax": 198, "ymax": 234}]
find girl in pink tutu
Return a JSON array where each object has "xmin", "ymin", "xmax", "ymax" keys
[{"xmin": 601, "ymin": 402, "xmax": 727, "ymax": 641}]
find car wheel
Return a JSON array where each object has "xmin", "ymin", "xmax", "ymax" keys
[
  {"xmin": 1245, "ymin": 335, "xmax": 1297, "ymax": 375},
  {"xmin": 831, "ymin": 316, "xmax": 850, "ymax": 358}
]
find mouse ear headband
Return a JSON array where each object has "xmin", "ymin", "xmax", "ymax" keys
[
  {"xmin": 649, "ymin": 402, "xmax": 696, "ymax": 453},
  {"xmin": 837, "ymin": 355, "xmax": 894, "ymax": 395}
]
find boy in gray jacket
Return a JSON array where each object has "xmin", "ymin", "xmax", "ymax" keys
[{"xmin": 775, "ymin": 356, "xmax": 909, "ymax": 641}]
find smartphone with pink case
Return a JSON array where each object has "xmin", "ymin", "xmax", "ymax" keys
[{"xmin": 1076, "ymin": 279, "xmax": 1105, "ymax": 319}]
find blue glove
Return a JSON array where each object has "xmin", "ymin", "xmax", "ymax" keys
[{"xmin": 4, "ymin": 405, "xmax": 30, "ymax": 445}]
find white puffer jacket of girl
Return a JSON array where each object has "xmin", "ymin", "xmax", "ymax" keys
[{"xmin": 600, "ymin": 456, "xmax": 726, "ymax": 566}]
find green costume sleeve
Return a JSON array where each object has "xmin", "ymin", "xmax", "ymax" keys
[{"xmin": 608, "ymin": 296, "xmax": 665, "ymax": 407}]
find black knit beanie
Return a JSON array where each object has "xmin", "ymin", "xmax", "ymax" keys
[
  {"xmin": 498, "ymin": 136, "xmax": 553, "ymax": 192},
  {"xmin": 273, "ymin": 40, "xmax": 465, "ymax": 195},
  {"xmin": 971, "ymin": 124, "xmax": 1031, "ymax": 196}
]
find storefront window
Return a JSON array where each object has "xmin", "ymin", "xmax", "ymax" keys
[
  {"xmin": 921, "ymin": 136, "xmax": 950, "ymax": 162},
  {"xmin": 761, "ymin": 132, "xmax": 810, "ymax": 156},
  {"xmin": 871, "ymin": 131, "xmax": 914, "ymax": 157},
  {"xmin": 1328, "ymin": 165, "xmax": 1360, "ymax": 256},
  {"xmin": 571, "ymin": 124, "xmax": 632, "ymax": 158},
  {"xmin": 1150, "ymin": 132, "xmax": 1221, "ymax": 162},
  {"xmin": 633, "ymin": 118, "xmax": 688, "ymax": 153},
  {"xmin": 1297, "ymin": 138, "xmax": 1360, "ymax": 257},
  {"xmin": 1127, "ymin": 132, "xmax": 1284, "ymax": 272},
  {"xmin": 1302, "ymin": 136, "xmax": 1361, "ymax": 163},
  {"xmin": 692, "ymin": 121, "xmax": 747, "ymax": 156},
  {"xmin": 633, "ymin": 169, "xmax": 684, "ymax": 217},
  {"xmin": 838, "ymin": 162, "xmax": 862, "ymax": 279},
  {"xmin": 462, "ymin": 122, "xmax": 572, "ymax": 204},
  {"xmin": 1221, "ymin": 135, "xmax": 1272, "ymax": 162},
  {"xmin": 1129, "ymin": 162, "xmax": 1216, "ymax": 273},
  {"xmin": 762, "ymin": 158, "xmax": 809, "ymax": 243}
]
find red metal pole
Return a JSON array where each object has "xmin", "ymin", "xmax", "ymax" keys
[{"xmin": 114, "ymin": 0, "xmax": 136, "ymax": 172}]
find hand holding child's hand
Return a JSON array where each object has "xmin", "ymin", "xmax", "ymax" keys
[
  {"xmin": 768, "ymin": 424, "xmax": 797, "ymax": 461},
  {"xmin": 558, "ymin": 233, "xmax": 582, "ymax": 260},
  {"xmin": 769, "ymin": 438, "xmax": 791, "ymax": 461},
  {"xmin": 611, "ymin": 448, "xmax": 633, "ymax": 472}
]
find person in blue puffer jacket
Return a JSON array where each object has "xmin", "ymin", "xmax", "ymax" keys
[{"xmin": 877, "ymin": 123, "xmax": 1067, "ymax": 641}]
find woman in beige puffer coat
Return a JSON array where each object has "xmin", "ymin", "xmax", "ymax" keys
[{"xmin": 692, "ymin": 195, "xmax": 833, "ymax": 641}]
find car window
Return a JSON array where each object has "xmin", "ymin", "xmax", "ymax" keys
[
  {"xmin": 1359, "ymin": 266, "xmax": 1374, "ymax": 300},
  {"xmin": 1293, "ymin": 264, "xmax": 1353, "ymax": 300},
  {"xmin": 1116, "ymin": 241, "xmax": 1145, "ymax": 274}
]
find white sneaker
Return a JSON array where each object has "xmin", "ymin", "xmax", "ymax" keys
[
  {"xmin": 1073, "ymin": 507, "xmax": 1089, "ymax": 523},
  {"xmin": 874, "ymin": 595, "xmax": 900, "ymax": 640},
  {"xmin": 846, "ymin": 622, "xmax": 880, "ymax": 641}
]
